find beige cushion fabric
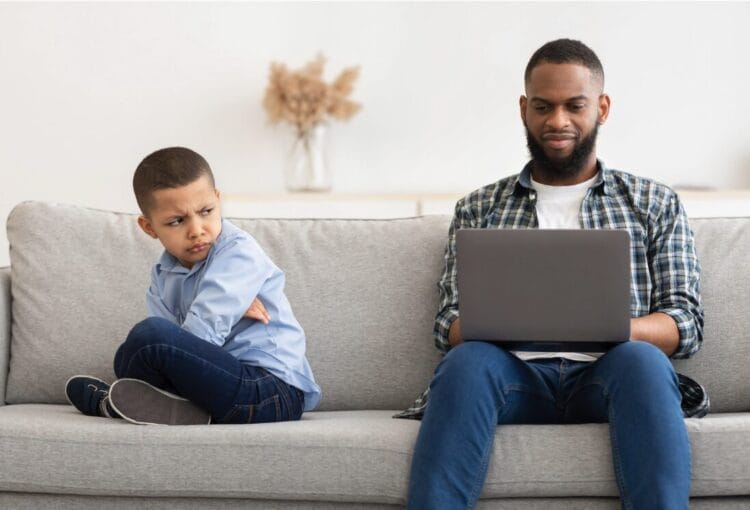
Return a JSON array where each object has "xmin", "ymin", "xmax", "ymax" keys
[
  {"xmin": 672, "ymin": 218, "xmax": 750, "ymax": 413},
  {"xmin": 6, "ymin": 202, "xmax": 444, "ymax": 409},
  {"xmin": 7, "ymin": 202, "xmax": 750, "ymax": 412},
  {"xmin": 0, "ymin": 405, "xmax": 748, "ymax": 501},
  {"xmin": 0, "ymin": 267, "xmax": 10, "ymax": 405}
]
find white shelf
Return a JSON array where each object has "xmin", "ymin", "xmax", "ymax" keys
[
  {"xmin": 677, "ymin": 190, "xmax": 750, "ymax": 218},
  {"xmin": 222, "ymin": 190, "xmax": 750, "ymax": 219},
  {"xmin": 222, "ymin": 192, "xmax": 462, "ymax": 218}
]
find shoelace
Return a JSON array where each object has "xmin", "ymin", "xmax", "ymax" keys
[{"xmin": 86, "ymin": 384, "xmax": 111, "ymax": 417}]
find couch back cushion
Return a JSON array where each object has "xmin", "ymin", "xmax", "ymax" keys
[
  {"xmin": 5, "ymin": 202, "xmax": 750, "ymax": 414},
  {"xmin": 672, "ymin": 217, "xmax": 750, "ymax": 413},
  {"xmin": 5, "ymin": 202, "xmax": 445, "ymax": 410}
]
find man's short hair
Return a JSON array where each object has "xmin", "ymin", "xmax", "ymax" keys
[
  {"xmin": 133, "ymin": 147, "xmax": 215, "ymax": 215},
  {"xmin": 524, "ymin": 38, "xmax": 604, "ymax": 88}
]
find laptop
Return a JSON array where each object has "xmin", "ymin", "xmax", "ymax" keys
[{"xmin": 456, "ymin": 229, "xmax": 631, "ymax": 352}]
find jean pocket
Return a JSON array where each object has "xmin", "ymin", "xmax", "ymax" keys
[
  {"xmin": 248, "ymin": 394, "xmax": 282, "ymax": 424},
  {"xmin": 220, "ymin": 404, "xmax": 252, "ymax": 424}
]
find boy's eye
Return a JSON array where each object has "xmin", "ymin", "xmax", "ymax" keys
[
  {"xmin": 200, "ymin": 208, "xmax": 214, "ymax": 216},
  {"xmin": 167, "ymin": 218, "xmax": 183, "ymax": 227}
]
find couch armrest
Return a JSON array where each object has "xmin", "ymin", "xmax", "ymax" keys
[{"xmin": 0, "ymin": 267, "xmax": 9, "ymax": 406}]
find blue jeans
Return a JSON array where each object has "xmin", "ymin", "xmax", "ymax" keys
[
  {"xmin": 407, "ymin": 341, "xmax": 690, "ymax": 510},
  {"xmin": 113, "ymin": 317, "xmax": 305, "ymax": 424}
]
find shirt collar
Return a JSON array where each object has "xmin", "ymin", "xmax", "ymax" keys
[
  {"xmin": 504, "ymin": 159, "xmax": 613, "ymax": 197},
  {"xmin": 155, "ymin": 251, "xmax": 193, "ymax": 275}
]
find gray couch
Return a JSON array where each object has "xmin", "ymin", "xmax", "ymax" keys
[{"xmin": 0, "ymin": 201, "xmax": 748, "ymax": 509}]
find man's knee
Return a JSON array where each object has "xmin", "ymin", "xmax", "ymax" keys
[
  {"xmin": 434, "ymin": 342, "xmax": 517, "ymax": 389},
  {"xmin": 603, "ymin": 341, "xmax": 679, "ymax": 391}
]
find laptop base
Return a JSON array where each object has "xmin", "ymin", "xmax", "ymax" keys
[{"xmin": 466, "ymin": 339, "xmax": 628, "ymax": 353}]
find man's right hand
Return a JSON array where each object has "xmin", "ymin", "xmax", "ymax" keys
[{"xmin": 448, "ymin": 318, "xmax": 464, "ymax": 347}]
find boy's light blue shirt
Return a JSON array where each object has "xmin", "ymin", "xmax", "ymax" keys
[{"xmin": 145, "ymin": 219, "xmax": 321, "ymax": 411}]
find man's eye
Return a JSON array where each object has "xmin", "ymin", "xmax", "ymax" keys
[
  {"xmin": 534, "ymin": 105, "xmax": 549, "ymax": 112},
  {"xmin": 569, "ymin": 104, "xmax": 585, "ymax": 111}
]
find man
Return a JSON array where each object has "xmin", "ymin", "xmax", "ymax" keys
[{"xmin": 401, "ymin": 39, "xmax": 706, "ymax": 509}]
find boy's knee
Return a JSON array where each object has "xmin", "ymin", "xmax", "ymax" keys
[
  {"xmin": 126, "ymin": 317, "xmax": 173, "ymax": 347},
  {"xmin": 115, "ymin": 317, "xmax": 175, "ymax": 377}
]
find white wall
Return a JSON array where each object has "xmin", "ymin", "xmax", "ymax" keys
[{"xmin": 2, "ymin": 2, "xmax": 750, "ymax": 266}]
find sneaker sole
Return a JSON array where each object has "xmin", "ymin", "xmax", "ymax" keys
[
  {"xmin": 109, "ymin": 378, "xmax": 211, "ymax": 426},
  {"xmin": 64, "ymin": 374, "xmax": 110, "ymax": 408}
]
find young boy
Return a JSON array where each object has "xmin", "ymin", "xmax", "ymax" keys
[{"xmin": 66, "ymin": 147, "xmax": 321, "ymax": 425}]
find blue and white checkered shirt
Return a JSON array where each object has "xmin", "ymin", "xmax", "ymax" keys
[{"xmin": 395, "ymin": 160, "xmax": 708, "ymax": 419}]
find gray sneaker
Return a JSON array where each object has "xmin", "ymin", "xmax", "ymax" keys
[{"xmin": 108, "ymin": 378, "xmax": 211, "ymax": 426}]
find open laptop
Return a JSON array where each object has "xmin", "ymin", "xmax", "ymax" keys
[{"xmin": 456, "ymin": 229, "xmax": 631, "ymax": 352}]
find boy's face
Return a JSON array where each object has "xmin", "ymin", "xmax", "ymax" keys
[{"xmin": 137, "ymin": 175, "xmax": 222, "ymax": 269}]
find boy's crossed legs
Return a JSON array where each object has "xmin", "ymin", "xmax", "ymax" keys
[{"xmin": 67, "ymin": 317, "xmax": 305, "ymax": 425}]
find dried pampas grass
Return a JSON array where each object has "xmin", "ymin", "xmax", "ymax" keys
[{"xmin": 263, "ymin": 54, "xmax": 361, "ymax": 137}]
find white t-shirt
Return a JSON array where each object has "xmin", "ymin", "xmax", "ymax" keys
[{"xmin": 513, "ymin": 173, "xmax": 601, "ymax": 363}]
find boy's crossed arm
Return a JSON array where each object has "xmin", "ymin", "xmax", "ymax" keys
[{"xmin": 147, "ymin": 237, "xmax": 275, "ymax": 344}]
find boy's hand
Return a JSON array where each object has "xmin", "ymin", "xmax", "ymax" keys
[{"xmin": 244, "ymin": 298, "xmax": 270, "ymax": 324}]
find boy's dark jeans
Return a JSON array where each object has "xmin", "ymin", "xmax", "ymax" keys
[{"xmin": 114, "ymin": 317, "xmax": 305, "ymax": 424}]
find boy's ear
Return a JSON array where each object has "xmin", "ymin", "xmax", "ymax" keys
[
  {"xmin": 137, "ymin": 215, "xmax": 158, "ymax": 239},
  {"xmin": 215, "ymin": 188, "xmax": 221, "ymax": 200}
]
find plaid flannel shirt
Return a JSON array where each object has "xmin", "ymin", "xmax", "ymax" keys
[{"xmin": 395, "ymin": 160, "xmax": 709, "ymax": 420}]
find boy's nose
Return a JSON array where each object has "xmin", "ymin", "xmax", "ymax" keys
[{"xmin": 187, "ymin": 222, "xmax": 202, "ymax": 239}]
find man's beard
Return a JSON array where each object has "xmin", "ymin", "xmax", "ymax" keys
[{"xmin": 525, "ymin": 124, "xmax": 599, "ymax": 182}]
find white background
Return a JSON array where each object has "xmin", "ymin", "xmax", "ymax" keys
[{"xmin": 2, "ymin": 2, "xmax": 750, "ymax": 266}]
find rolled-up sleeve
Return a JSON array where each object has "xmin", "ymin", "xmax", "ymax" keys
[
  {"xmin": 434, "ymin": 199, "xmax": 477, "ymax": 353},
  {"xmin": 648, "ymin": 191, "xmax": 704, "ymax": 359}
]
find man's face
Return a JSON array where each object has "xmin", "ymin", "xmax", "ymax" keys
[
  {"xmin": 137, "ymin": 175, "xmax": 222, "ymax": 269},
  {"xmin": 520, "ymin": 63, "xmax": 610, "ymax": 183}
]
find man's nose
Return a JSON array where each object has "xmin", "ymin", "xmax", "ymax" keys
[{"xmin": 545, "ymin": 106, "xmax": 570, "ymax": 130}]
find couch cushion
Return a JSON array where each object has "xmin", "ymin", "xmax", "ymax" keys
[
  {"xmin": 6, "ymin": 203, "xmax": 158, "ymax": 405},
  {"xmin": 0, "ymin": 405, "xmax": 747, "ymax": 500},
  {"xmin": 6, "ymin": 202, "xmax": 750, "ymax": 414},
  {"xmin": 5, "ymin": 202, "xmax": 445, "ymax": 409},
  {"xmin": 673, "ymin": 218, "xmax": 750, "ymax": 413}
]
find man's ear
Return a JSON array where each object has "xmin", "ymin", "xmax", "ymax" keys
[
  {"xmin": 137, "ymin": 215, "xmax": 158, "ymax": 239},
  {"xmin": 598, "ymin": 93, "xmax": 611, "ymax": 125},
  {"xmin": 519, "ymin": 95, "xmax": 528, "ymax": 124}
]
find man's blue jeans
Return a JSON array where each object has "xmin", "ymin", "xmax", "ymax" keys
[
  {"xmin": 113, "ymin": 317, "xmax": 305, "ymax": 424},
  {"xmin": 407, "ymin": 341, "xmax": 690, "ymax": 509}
]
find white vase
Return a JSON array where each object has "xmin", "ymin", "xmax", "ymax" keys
[{"xmin": 285, "ymin": 124, "xmax": 332, "ymax": 192}]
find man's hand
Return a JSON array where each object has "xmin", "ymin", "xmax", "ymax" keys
[
  {"xmin": 448, "ymin": 318, "xmax": 464, "ymax": 347},
  {"xmin": 630, "ymin": 313, "xmax": 679, "ymax": 356},
  {"xmin": 244, "ymin": 297, "xmax": 270, "ymax": 325}
]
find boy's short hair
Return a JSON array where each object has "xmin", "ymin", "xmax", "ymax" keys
[{"xmin": 133, "ymin": 147, "xmax": 216, "ymax": 216}]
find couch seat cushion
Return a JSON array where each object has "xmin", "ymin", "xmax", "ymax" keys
[{"xmin": 0, "ymin": 405, "xmax": 747, "ymax": 502}]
